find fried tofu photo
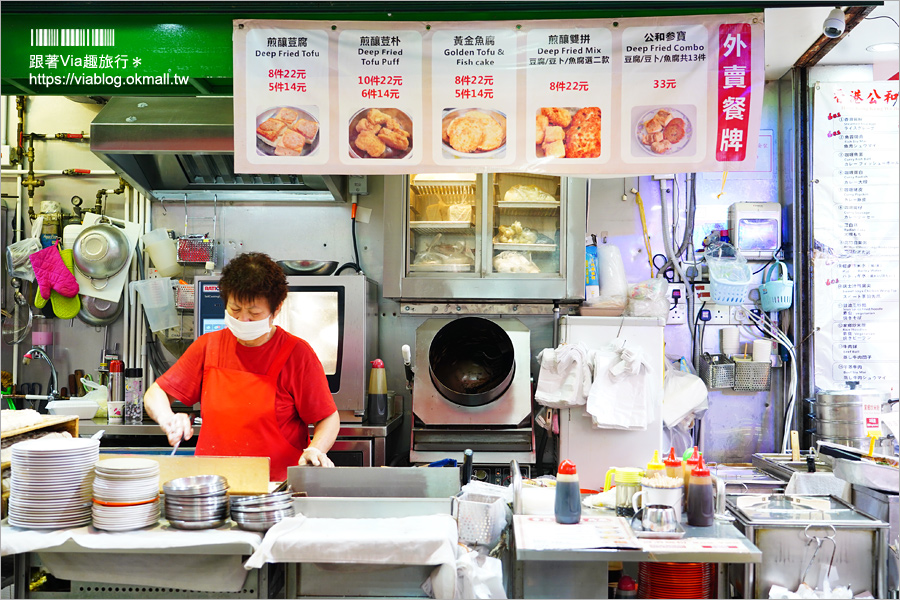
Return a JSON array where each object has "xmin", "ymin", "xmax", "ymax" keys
[
  {"xmin": 256, "ymin": 118, "xmax": 286, "ymax": 142},
  {"xmin": 543, "ymin": 125, "xmax": 565, "ymax": 144},
  {"xmin": 366, "ymin": 109, "xmax": 393, "ymax": 126},
  {"xmin": 273, "ymin": 107, "xmax": 300, "ymax": 124},
  {"xmin": 275, "ymin": 128, "xmax": 307, "ymax": 156},
  {"xmin": 355, "ymin": 131, "xmax": 386, "ymax": 157},
  {"xmin": 377, "ymin": 127, "xmax": 410, "ymax": 152},
  {"xmin": 291, "ymin": 118, "xmax": 319, "ymax": 140},
  {"xmin": 638, "ymin": 107, "xmax": 689, "ymax": 154},
  {"xmin": 356, "ymin": 118, "xmax": 382, "ymax": 135},
  {"xmin": 541, "ymin": 107, "xmax": 573, "ymax": 128},
  {"xmin": 536, "ymin": 114, "xmax": 549, "ymax": 144},
  {"xmin": 542, "ymin": 140, "xmax": 566, "ymax": 158}
]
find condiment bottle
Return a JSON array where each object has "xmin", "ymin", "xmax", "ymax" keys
[
  {"xmin": 684, "ymin": 446, "xmax": 701, "ymax": 496},
  {"xmin": 645, "ymin": 450, "xmax": 666, "ymax": 480},
  {"xmin": 366, "ymin": 359, "xmax": 388, "ymax": 425},
  {"xmin": 604, "ymin": 467, "xmax": 643, "ymax": 517},
  {"xmin": 687, "ymin": 455, "xmax": 715, "ymax": 527},
  {"xmin": 615, "ymin": 575, "xmax": 637, "ymax": 599},
  {"xmin": 664, "ymin": 447, "xmax": 684, "ymax": 481},
  {"xmin": 554, "ymin": 459, "xmax": 582, "ymax": 524}
]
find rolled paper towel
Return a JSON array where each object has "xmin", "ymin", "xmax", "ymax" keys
[
  {"xmin": 721, "ymin": 327, "xmax": 739, "ymax": 356},
  {"xmin": 753, "ymin": 339, "xmax": 772, "ymax": 363}
]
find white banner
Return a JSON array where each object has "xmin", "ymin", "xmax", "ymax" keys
[
  {"xmin": 813, "ymin": 81, "xmax": 900, "ymax": 394},
  {"xmin": 233, "ymin": 14, "xmax": 765, "ymax": 176}
]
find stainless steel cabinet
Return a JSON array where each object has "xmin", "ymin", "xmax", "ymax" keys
[{"xmin": 383, "ymin": 173, "xmax": 587, "ymax": 300}]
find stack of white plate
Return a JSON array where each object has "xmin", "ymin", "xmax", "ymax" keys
[
  {"xmin": 8, "ymin": 437, "xmax": 100, "ymax": 529},
  {"xmin": 92, "ymin": 458, "xmax": 161, "ymax": 531}
]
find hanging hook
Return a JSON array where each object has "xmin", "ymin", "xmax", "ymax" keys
[{"xmin": 160, "ymin": 196, "xmax": 167, "ymax": 216}]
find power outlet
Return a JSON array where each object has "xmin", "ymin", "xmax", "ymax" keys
[
  {"xmin": 693, "ymin": 283, "xmax": 729, "ymax": 324},
  {"xmin": 667, "ymin": 282, "xmax": 687, "ymax": 325}
]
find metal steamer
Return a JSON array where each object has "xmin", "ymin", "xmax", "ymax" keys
[{"xmin": 410, "ymin": 316, "xmax": 535, "ymax": 464}]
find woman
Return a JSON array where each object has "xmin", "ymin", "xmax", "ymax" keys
[{"xmin": 144, "ymin": 252, "xmax": 340, "ymax": 480}]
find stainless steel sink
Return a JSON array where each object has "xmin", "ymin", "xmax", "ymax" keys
[{"xmin": 751, "ymin": 453, "xmax": 832, "ymax": 482}]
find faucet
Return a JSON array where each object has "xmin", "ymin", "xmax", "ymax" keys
[{"xmin": 23, "ymin": 347, "xmax": 59, "ymax": 399}]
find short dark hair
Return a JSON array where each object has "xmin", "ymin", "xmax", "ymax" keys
[{"xmin": 219, "ymin": 252, "xmax": 287, "ymax": 313}]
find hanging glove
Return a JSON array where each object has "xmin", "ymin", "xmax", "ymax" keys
[{"xmin": 29, "ymin": 242, "xmax": 79, "ymax": 300}]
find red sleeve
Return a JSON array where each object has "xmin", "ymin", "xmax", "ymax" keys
[
  {"xmin": 155, "ymin": 334, "xmax": 209, "ymax": 407},
  {"xmin": 287, "ymin": 340, "xmax": 337, "ymax": 425}
]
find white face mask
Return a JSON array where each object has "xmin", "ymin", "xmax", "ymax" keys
[{"xmin": 224, "ymin": 311, "xmax": 272, "ymax": 341}]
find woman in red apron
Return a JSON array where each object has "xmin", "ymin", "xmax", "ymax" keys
[{"xmin": 143, "ymin": 252, "xmax": 339, "ymax": 481}]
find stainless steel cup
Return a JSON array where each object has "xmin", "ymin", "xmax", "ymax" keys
[{"xmin": 632, "ymin": 504, "xmax": 678, "ymax": 533}]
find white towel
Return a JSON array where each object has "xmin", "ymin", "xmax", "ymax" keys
[
  {"xmin": 586, "ymin": 339, "xmax": 653, "ymax": 430},
  {"xmin": 534, "ymin": 343, "xmax": 593, "ymax": 408}
]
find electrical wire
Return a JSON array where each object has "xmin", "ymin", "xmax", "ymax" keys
[
  {"xmin": 350, "ymin": 201, "xmax": 362, "ymax": 274},
  {"xmin": 864, "ymin": 15, "xmax": 899, "ymax": 26},
  {"xmin": 746, "ymin": 310, "xmax": 798, "ymax": 453}
]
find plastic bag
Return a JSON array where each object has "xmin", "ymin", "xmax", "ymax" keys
[
  {"xmin": 662, "ymin": 365, "xmax": 708, "ymax": 428},
  {"xmin": 455, "ymin": 548, "xmax": 507, "ymax": 599},
  {"xmin": 595, "ymin": 244, "xmax": 628, "ymax": 310},
  {"xmin": 624, "ymin": 277, "xmax": 669, "ymax": 318},
  {"xmin": 80, "ymin": 377, "xmax": 109, "ymax": 418},
  {"xmin": 705, "ymin": 242, "xmax": 751, "ymax": 283},
  {"xmin": 5, "ymin": 237, "xmax": 43, "ymax": 281},
  {"xmin": 493, "ymin": 251, "xmax": 540, "ymax": 273}
]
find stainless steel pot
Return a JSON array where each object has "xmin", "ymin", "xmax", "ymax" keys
[
  {"xmin": 815, "ymin": 418, "xmax": 866, "ymax": 439},
  {"xmin": 72, "ymin": 221, "xmax": 131, "ymax": 289},
  {"xmin": 812, "ymin": 433, "xmax": 871, "ymax": 450},
  {"xmin": 813, "ymin": 401, "xmax": 864, "ymax": 422},
  {"xmin": 428, "ymin": 316, "xmax": 515, "ymax": 407},
  {"xmin": 816, "ymin": 388, "xmax": 889, "ymax": 406}
]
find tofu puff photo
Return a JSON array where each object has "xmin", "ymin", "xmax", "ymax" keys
[
  {"xmin": 348, "ymin": 108, "xmax": 413, "ymax": 159},
  {"xmin": 535, "ymin": 107, "xmax": 601, "ymax": 159},
  {"xmin": 255, "ymin": 106, "xmax": 320, "ymax": 157}
]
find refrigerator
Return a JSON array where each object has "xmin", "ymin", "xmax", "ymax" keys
[{"xmin": 558, "ymin": 316, "xmax": 666, "ymax": 491}]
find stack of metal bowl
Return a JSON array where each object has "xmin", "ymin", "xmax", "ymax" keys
[
  {"xmin": 163, "ymin": 475, "xmax": 229, "ymax": 529},
  {"xmin": 230, "ymin": 490, "xmax": 295, "ymax": 531}
]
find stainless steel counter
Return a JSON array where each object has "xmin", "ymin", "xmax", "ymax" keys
[
  {"xmin": 78, "ymin": 415, "xmax": 402, "ymax": 439},
  {"xmin": 512, "ymin": 506, "xmax": 761, "ymax": 599}
]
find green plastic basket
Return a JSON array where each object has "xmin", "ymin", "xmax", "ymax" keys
[{"xmin": 759, "ymin": 261, "xmax": 793, "ymax": 312}]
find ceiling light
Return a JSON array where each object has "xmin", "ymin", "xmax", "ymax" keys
[{"xmin": 866, "ymin": 42, "xmax": 900, "ymax": 53}]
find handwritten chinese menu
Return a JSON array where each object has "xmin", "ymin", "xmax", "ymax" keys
[
  {"xmin": 813, "ymin": 81, "xmax": 900, "ymax": 395},
  {"xmin": 233, "ymin": 14, "xmax": 764, "ymax": 176}
]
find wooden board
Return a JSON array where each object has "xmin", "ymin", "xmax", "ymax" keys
[
  {"xmin": 99, "ymin": 454, "xmax": 270, "ymax": 495},
  {"xmin": 1, "ymin": 415, "xmax": 80, "ymax": 470},
  {"xmin": 1, "ymin": 414, "xmax": 79, "ymax": 440}
]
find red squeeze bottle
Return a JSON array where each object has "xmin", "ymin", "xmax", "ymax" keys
[{"xmin": 554, "ymin": 460, "xmax": 582, "ymax": 524}]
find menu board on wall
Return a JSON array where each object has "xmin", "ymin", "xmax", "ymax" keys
[
  {"xmin": 812, "ymin": 81, "xmax": 900, "ymax": 395},
  {"xmin": 233, "ymin": 14, "xmax": 764, "ymax": 176}
]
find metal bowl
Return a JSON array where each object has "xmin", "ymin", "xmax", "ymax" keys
[
  {"xmin": 167, "ymin": 517, "xmax": 227, "ymax": 530},
  {"xmin": 77, "ymin": 295, "xmax": 124, "ymax": 327},
  {"xmin": 230, "ymin": 501, "xmax": 293, "ymax": 513},
  {"xmin": 277, "ymin": 260, "xmax": 338, "ymax": 276},
  {"xmin": 73, "ymin": 222, "xmax": 131, "ymax": 280},
  {"xmin": 230, "ymin": 491, "xmax": 292, "ymax": 508},
  {"xmin": 163, "ymin": 475, "xmax": 228, "ymax": 496}
]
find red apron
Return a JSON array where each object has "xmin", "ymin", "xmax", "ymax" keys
[{"xmin": 195, "ymin": 329, "xmax": 304, "ymax": 481}]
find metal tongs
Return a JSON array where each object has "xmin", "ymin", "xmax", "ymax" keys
[{"xmin": 801, "ymin": 523, "xmax": 837, "ymax": 584}]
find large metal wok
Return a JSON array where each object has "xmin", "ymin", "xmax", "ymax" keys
[{"xmin": 428, "ymin": 316, "xmax": 515, "ymax": 407}]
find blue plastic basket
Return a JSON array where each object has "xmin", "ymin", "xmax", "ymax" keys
[
  {"xmin": 706, "ymin": 243, "xmax": 752, "ymax": 305},
  {"xmin": 759, "ymin": 261, "xmax": 793, "ymax": 312}
]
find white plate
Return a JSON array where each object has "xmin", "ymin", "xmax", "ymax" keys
[
  {"xmin": 255, "ymin": 106, "xmax": 319, "ymax": 157},
  {"xmin": 8, "ymin": 516, "xmax": 92, "ymax": 529},
  {"xmin": 95, "ymin": 458, "xmax": 159, "ymax": 472},
  {"xmin": 93, "ymin": 519, "xmax": 159, "ymax": 532},
  {"xmin": 440, "ymin": 108, "xmax": 507, "ymax": 158},
  {"xmin": 11, "ymin": 438, "xmax": 100, "ymax": 453}
]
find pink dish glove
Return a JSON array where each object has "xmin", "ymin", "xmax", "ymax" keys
[{"xmin": 29, "ymin": 242, "xmax": 80, "ymax": 299}]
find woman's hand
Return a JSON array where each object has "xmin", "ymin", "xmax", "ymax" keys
[
  {"xmin": 298, "ymin": 447, "xmax": 334, "ymax": 468},
  {"xmin": 160, "ymin": 413, "xmax": 193, "ymax": 447}
]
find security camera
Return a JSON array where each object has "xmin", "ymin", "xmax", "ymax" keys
[{"xmin": 823, "ymin": 7, "xmax": 846, "ymax": 38}]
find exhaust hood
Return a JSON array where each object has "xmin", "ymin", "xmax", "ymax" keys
[{"xmin": 90, "ymin": 97, "xmax": 345, "ymax": 202}]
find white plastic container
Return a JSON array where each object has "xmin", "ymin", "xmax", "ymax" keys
[
  {"xmin": 130, "ymin": 278, "xmax": 178, "ymax": 332},
  {"xmin": 46, "ymin": 400, "xmax": 99, "ymax": 419},
  {"xmin": 141, "ymin": 229, "xmax": 180, "ymax": 277}
]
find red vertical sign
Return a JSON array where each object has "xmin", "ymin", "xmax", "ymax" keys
[{"xmin": 715, "ymin": 23, "xmax": 752, "ymax": 162}]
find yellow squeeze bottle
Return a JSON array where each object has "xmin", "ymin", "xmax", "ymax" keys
[{"xmin": 645, "ymin": 450, "xmax": 666, "ymax": 479}]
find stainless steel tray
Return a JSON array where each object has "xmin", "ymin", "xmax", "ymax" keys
[{"xmin": 630, "ymin": 520, "xmax": 686, "ymax": 539}]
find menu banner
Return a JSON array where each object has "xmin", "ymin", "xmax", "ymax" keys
[
  {"xmin": 233, "ymin": 14, "xmax": 765, "ymax": 176},
  {"xmin": 812, "ymin": 81, "xmax": 900, "ymax": 394}
]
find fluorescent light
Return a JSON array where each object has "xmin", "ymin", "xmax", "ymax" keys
[{"xmin": 866, "ymin": 42, "xmax": 900, "ymax": 53}]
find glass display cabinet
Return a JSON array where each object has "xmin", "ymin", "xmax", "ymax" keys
[{"xmin": 384, "ymin": 173, "xmax": 587, "ymax": 300}]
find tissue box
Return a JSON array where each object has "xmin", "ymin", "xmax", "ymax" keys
[{"xmin": 45, "ymin": 400, "xmax": 99, "ymax": 419}]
